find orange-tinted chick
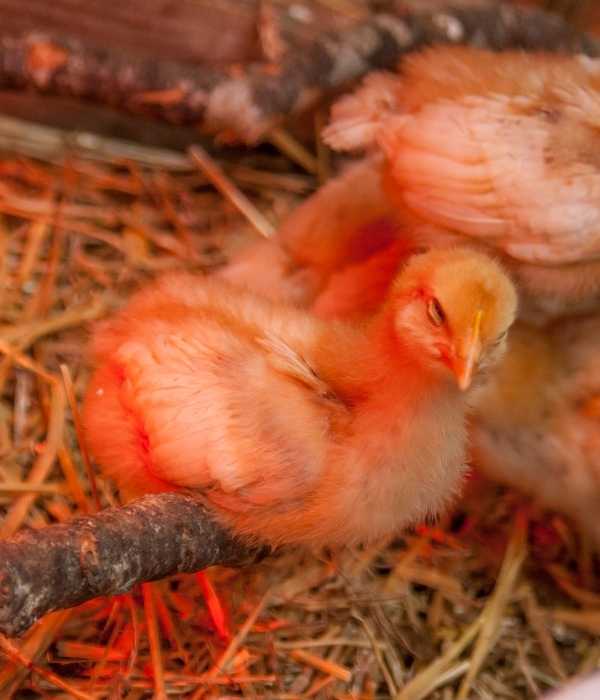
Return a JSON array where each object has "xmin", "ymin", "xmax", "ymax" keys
[
  {"xmin": 323, "ymin": 46, "xmax": 600, "ymax": 321},
  {"xmin": 218, "ymin": 155, "xmax": 405, "ymax": 311},
  {"xmin": 470, "ymin": 314, "xmax": 600, "ymax": 545},
  {"xmin": 223, "ymin": 46, "xmax": 600, "ymax": 323},
  {"xmin": 83, "ymin": 248, "xmax": 516, "ymax": 548}
]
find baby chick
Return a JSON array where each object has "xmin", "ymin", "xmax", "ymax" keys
[
  {"xmin": 322, "ymin": 46, "xmax": 600, "ymax": 322},
  {"xmin": 218, "ymin": 155, "xmax": 404, "ymax": 308},
  {"xmin": 83, "ymin": 248, "xmax": 516, "ymax": 548},
  {"xmin": 470, "ymin": 315, "xmax": 600, "ymax": 545},
  {"xmin": 219, "ymin": 154, "xmax": 454, "ymax": 320}
]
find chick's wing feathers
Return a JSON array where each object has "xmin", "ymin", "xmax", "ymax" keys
[
  {"xmin": 322, "ymin": 72, "xmax": 401, "ymax": 152},
  {"xmin": 277, "ymin": 156, "xmax": 399, "ymax": 272},
  {"xmin": 85, "ymin": 277, "xmax": 345, "ymax": 509},
  {"xmin": 323, "ymin": 47, "xmax": 600, "ymax": 270},
  {"xmin": 379, "ymin": 91, "xmax": 600, "ymax": 265},
  {"xmin": 255, "ymin": 332, "xmax": 342, "ymax": 403}
]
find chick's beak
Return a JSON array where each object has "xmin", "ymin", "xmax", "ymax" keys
[{"xmin": 452, "ymin": 309, "xmax": 483, "ymax": 391}]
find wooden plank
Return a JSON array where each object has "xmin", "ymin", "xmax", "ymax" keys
[{"xmin": 0, "ymin": 0, "xmax": 260, "ymax": 65}]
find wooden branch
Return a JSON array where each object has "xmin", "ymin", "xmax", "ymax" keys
[
  {"xmin": 0, "ymin": 493, "xmax": 262, "ymax": 637},
  {"xmin": 0, "ymin": 3, "xmax": 598, "ymax": 143}
]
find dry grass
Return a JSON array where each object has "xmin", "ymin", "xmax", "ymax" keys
[{"xmin": 1, "ymin": 3, "xmax": 600, "ymax": 693}]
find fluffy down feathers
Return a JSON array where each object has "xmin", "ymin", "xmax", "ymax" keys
[
  {"xmin": 216, "ymin": 46, "xmax": 600, "ymax": 546},
  {"xmin": 321, "ymin": 46, "xmax": 600, "ymax": 321},
  {"xmin": 471, "ymin": 315, "xmax": 600, "ymax": 545},
  {"xmin": 84, "ymin": 250, "xmax": 516, "ymax": 548},
  {"xmin": 217, "ymin": 156, "xmax": 403, "ymax": 308}
]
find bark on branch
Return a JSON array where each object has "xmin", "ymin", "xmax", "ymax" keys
[
  {"xmin": 0, "ymin": 3, "xmax": 598, "ymax": 143},
  {"xmin": 0, "ymin": 493, "xmax": 261, "ymax": 637}
]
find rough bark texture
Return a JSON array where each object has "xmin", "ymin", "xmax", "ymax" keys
[
  {"xmin": 0, "ymin": 493, "xmax": 261, "ymax": 637},
  {"xmin": 0, "ymin": 3, "xmax": 598, "ymax": 143}
]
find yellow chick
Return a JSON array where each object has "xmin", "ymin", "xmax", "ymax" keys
[
  {"xmin": 321, "ymin": 46, "xmax": 600, "ymax": 322},
  {"xmin": 470, "ymin": 315, "xmax": 600, "ymax": 545},
  {"xmin": 83, "ymin": 248, "xmax": 516, "ymax": 549}
]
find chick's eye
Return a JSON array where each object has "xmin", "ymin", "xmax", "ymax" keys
[{"xmin": 427, "ymin": 298, "xmax": 446, "ymax": 327}]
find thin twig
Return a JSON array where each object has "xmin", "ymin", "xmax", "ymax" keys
[
  {"xmin": 60, "ymin": 364, "xmax": 100, "ymax": 510},
  {"xmin": 0, "ymin": 380, "xmax": 66, "ymax": 538},
  {"xmin": 0, "ymin": 633, "xmax": 93, "ymax": 700},
  {"xmin": 189, "ymin": 145, "xmax": 276, "ymax": 239}
]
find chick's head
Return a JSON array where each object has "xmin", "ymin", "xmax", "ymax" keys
[{"xmin": 391, "ymin": 248, "xmax": 517, "ymax": 390}]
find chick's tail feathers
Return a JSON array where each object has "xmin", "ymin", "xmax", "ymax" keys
[{"xmin": 322, "ymin": 72, "xmax": 402, "ymax": 152}]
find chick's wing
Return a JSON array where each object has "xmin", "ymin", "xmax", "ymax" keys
[{"xmin": 86, "ymin": 295, "xmax": 340, "ymax": 513}]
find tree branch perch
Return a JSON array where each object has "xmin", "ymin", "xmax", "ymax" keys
[
  {"xmin": 0, "ymin": 493, "xmax": 261, "ymax": 637},
  {"xmin": 0, "ymin": 3, "xmax": 598, "ymax": 143}
]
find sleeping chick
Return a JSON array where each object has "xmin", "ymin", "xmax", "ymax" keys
[
  {"xmin": 312, "ymin": 249, "xmax": 600, "ymax": 545},
  {"xmin": 322, "ymin": 46, "xmax": 600, "ymax": 322},
  {"xmin": 470, "ymin": 315, "xmax": 600, "ymax": 546},
  {"xmin": 83, "ymin": 248, "xmax": 516, "ymax": 548}
]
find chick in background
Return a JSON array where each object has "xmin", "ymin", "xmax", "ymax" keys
[
  {"xmin": 83, "ymin": 248, "xmax": 517, "ymax": 549},
  {"xmin": 470, "ymin": 316, "xmax": 600, "ymax": 546},
  {"xmin": 323, "ymin": 46, "xmax": 600, "ymax": 322},
  {"xmin": 226, "ymin": 46, "xmax": 600, "ymax": 324},
  {"xmin": 217, "ymin": 154, "xmax": 403, "ymax": 311}
]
